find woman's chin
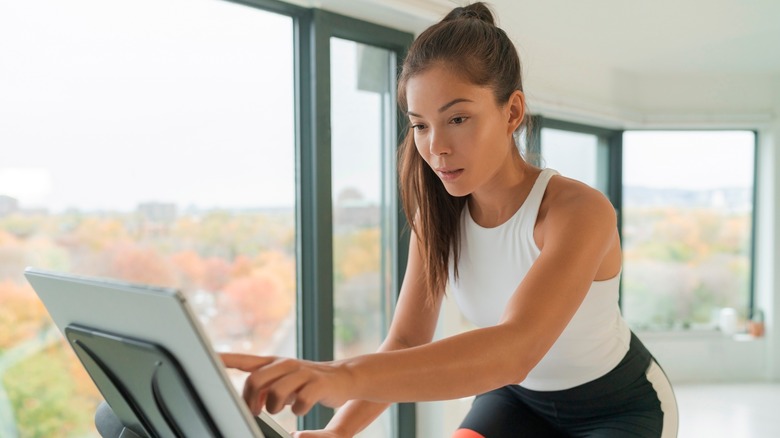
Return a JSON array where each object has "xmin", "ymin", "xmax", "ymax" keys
[{"xmin": 441, "ymin": 183, "xmax": 471, "ymax": 198}]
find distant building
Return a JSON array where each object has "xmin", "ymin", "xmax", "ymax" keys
[
  {"xmin": 624, "ymin": 186, "xmax": 753, "ymax": 213},
  {"xmin": 0, "ymin": 195, "xmax": 19, "ymax": 217},
  {"xmin": 137, "ymin": 202, "xmax": 177, "ymax": 225},
  {"xmin": 334, "ymin": 188, "xmax": 380, "ymax": 230},
  {"xmin": 335, "ymin": 201, "xmax": 380, "ymax": 230}
]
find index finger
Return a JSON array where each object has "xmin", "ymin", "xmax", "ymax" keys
[{"xmin": 219, "ymin": 353, "xmax": 276, "ymax": 372}]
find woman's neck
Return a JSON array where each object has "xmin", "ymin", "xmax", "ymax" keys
[{"xmin": 468, "ymin": 155, "xmax": 539, "ymax": 228}]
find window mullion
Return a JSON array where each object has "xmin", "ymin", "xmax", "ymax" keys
[{"xmin": 296, "ymin": 8, "xmax": 335, "ymax": 431}]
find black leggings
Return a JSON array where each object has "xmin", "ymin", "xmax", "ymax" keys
[{"xmin": 457, "ymin": 333, "xmax": 678, "ymax": 437}]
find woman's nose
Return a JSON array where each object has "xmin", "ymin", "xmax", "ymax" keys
[{"xmin": 429, "ymin": 131, "xmax": 451, "ymax": 156}]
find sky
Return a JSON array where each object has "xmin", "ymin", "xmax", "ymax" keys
[
  {"xmin": 0, "ymin": 0, "xmax": 386, "ymax": 213},
  {"xmin": 622, "ymin": 131, "xmax": 755, "ymax": 190},
  {"xmin": 0, "ymin": 0, "xmax": 293, "ymax": 211}
]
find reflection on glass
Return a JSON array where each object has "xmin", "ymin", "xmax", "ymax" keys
[
  {"xmin": 0, "ymin": 1, "xmax": 297, "ymax": 434},
  {"xmin": 330, "ymin": 37, "xmax": 394, "ymax": 437},
  {"xmin": 622, "ymin": 131, "xmax": 755, "ymax": 331},
  {"xmin": 540, "ymin": 128, "xmax": 608, "ymax": 194}
]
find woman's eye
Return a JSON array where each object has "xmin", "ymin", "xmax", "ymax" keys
[
  {"xmin": 451, "ymin": 116, "xmax": 467, "ymax": 125},
  {"xmin": 411, "ymin": 124, "xmax": 426, "ymax": 131}
]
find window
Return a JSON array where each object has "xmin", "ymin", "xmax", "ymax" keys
[
  {"xmin": 621, "ymin": 131, "xmax": 756, "ymax": 330},
  {"xmin": 541, "ymin": 128, "xmax": 609, "ymax": 194},
  {"xmin": 536, "ymin": 118, "xmax": 621, "ymax": 202},
  {"xmin": 0, "ymin": 0, "xmax": 297, "ymax": 434},
  {"xmin": 331, "ymin": 37, "xmax": 394, "ymax": 360},
  {"xmin": 297, "ymin": 9, "xmax": 412, "ymax": 433},
  {"xmin": 331, "ymin": 37, "xmax": 396, "ymax": 437}
]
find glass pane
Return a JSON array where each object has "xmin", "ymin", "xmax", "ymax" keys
[
  {"xmin": 622, "ymin": 131, "xmax": 755, "ymax": 331},
  {"xmin": 0, "ymin": 0, "xmax": 297, "ymax": 434},
  {"xmin": 330, "ymin": 37, "xmax": 394, "ymax": 437},
  {"xmin": 541, "ymin": 128, "xmax": 608, "ymax": 193}
]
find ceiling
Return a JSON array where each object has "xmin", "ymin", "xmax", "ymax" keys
[
  {"xmin": 310, "ymin": 0, "xmax": 780, "ymax": 75},
  {"xmin": 292, "ymin": 0, "xmax": 780, "ymax": 125},
  {"xmin": 498, "ymin": 0, "xmax": 780, "ymax": 76}
]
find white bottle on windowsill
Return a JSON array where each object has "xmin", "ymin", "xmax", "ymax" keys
[{"xmin": 718, "ymin": 307, "xmax": 738, "ymax": 336}]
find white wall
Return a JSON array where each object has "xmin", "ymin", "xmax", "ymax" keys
[
  {"xmin": 641, "ymin": 332, "xmax": 768, "ymax": 383},
  {"xmin": 760, "ymin": 92, "xmax": 780, "ymax": 381}
]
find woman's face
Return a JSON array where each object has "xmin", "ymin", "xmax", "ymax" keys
[{"xmin": 406, "ymin": 64, "xmax": 522, "ymax": 198}]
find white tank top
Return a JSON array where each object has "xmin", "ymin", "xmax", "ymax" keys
[{"xmin": 449, "ymin": 168, "xmax": 630, "ymax": 391}]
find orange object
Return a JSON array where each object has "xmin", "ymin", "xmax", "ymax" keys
[
  {"xmin": 748, "ymin": 321, "xmax": 765, "ymax": 337},
  {"xmin": 452, "ymin": 429, "xmax": 486, "ymax": 438}
]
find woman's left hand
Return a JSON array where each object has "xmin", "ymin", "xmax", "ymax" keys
[{"xmin": 221, "ymin": 353, "xmax": 355, "ymax": 416}]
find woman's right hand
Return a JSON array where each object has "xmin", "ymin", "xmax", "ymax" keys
[{"xmin": 293, "ymin": 430, "xmax": 349, "ymax": 438}]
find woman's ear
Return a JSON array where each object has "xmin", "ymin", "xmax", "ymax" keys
[{"xmin": 506, "ymin": 90, "xmax": 526, "ymax": 135}]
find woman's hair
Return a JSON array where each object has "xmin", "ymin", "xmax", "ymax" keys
[{"xmin": 397, "ymin": 2, "xmax": 526, "ymax": 304}]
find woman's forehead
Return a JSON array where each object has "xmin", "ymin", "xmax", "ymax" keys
[{"xmin": 406, "ymin": 69, "xmax": 494, "ymax": 114}]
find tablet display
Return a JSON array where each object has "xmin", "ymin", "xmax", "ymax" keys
[{"xmin": 24, "ymin": 267, "xmax": 291, "ymax": 438}]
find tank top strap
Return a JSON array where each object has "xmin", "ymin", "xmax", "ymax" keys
[{"xmin": 516, "ymin": 168, "xmax": 559, "ymax": 229}]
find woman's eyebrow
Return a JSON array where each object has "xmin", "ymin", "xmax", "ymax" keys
[{"xmin": 407, "ymin": 98, "xmax": 473, "ymax": 118}]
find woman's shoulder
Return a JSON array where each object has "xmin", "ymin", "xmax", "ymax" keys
[{"xmin": 543, "ymin": 173, "xmax": 616, "ymax": 224}]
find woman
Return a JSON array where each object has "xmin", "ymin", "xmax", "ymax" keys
[{"xmin": 223, "ymin": 3, "xmax": 678, "ymax": 437}]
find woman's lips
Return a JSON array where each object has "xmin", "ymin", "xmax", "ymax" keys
[{"xmin": 435, "ymin": 168, "xmax": 464, "ymax": 182}]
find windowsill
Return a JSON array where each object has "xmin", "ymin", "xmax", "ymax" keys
[{"xmin": 636, "ymin": 329, "xmax": 766, "ymax": 343}]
